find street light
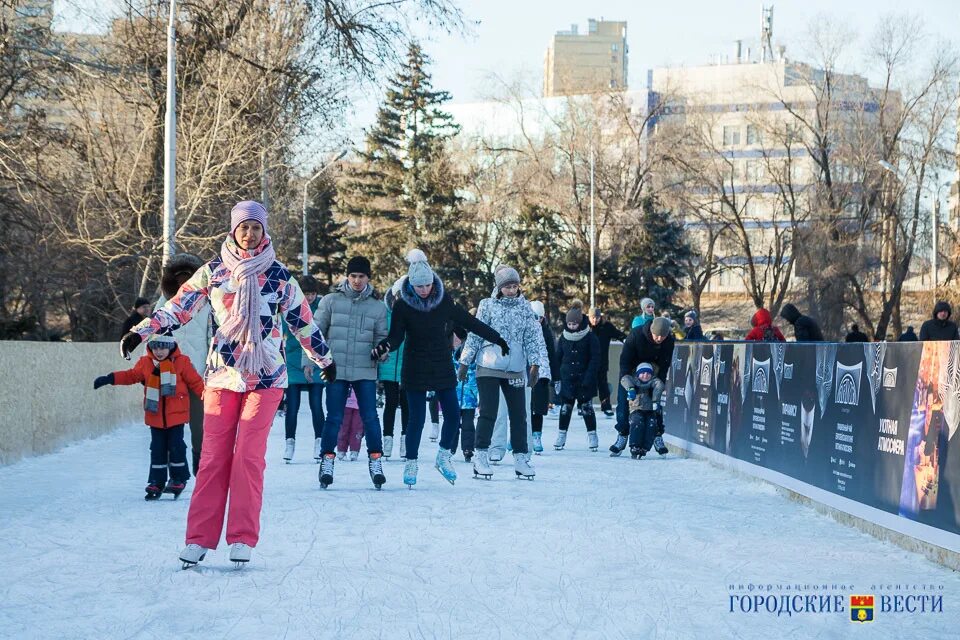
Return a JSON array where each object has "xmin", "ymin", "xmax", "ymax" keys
[
  {"xmin": 302, "ymin": 150, "xmax": 348, "ymax": 275},
  {"xmin": 162, "ymin": 0, "xmax": 177, "ymax": 266},
  {"xmin": 877, "ymin": 160, "xmax": 951, "ymax": 289},
  {"xmin": 589, "ymin": 145, "xmax": 596, "ymax": 310}
]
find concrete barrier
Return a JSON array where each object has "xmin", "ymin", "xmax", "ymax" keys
[{"xmin": 0, "ymin": 341, "xmax": 143, "ymax": 465}]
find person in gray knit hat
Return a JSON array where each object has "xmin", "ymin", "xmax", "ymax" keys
[
  {"xmin": 458, "ymin": 265, "xmax": 550, "ymax": 480},
  {"xmin": 373, "ymin": 249, "xmax": 507, "ymax": 488}
]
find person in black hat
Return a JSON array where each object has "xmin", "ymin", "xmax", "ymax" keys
[
  {"xmin": 121, "ymin": 297, "xmax": 153, "ymax": 338},
  {"xmin": 313, "ymin": 255, "xmax": 389, "ymax": 490}
]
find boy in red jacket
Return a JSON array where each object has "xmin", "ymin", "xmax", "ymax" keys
[{"xmin": 95, "ymin": 335, "xmax": 205, "ymax": 500}]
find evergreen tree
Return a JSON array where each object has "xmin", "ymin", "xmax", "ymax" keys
[
  {"xmin": 607, "ymin": 196, "xmax": 691, "ymax": 317},
  {"xmin": 339, "ymin": 43, "xmax": 473, "ymax": 289},
  {"xmin": 305, "ymin": 176, "xmax": 347, "ymax": 289}
]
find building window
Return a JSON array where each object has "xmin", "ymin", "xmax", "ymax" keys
[
  {"xmin": 611, "ymin": 43, "xmax": 618, "ymax": 52},
  {"xmin": 722, "ymin": 125, "xmax": 741, "ymax": 147},
  {"xmin": 746, "ymin": 125, "xmax": 761, "ymax": 145}
]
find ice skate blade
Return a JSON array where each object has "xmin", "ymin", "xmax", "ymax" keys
[
  {"xmin": 473, "ymin": 471, "xmax": 493, "ymax": 480},
  {"xmin": 515, "ymin": 472, "xmax": 535, "ymax": 480},
  {"xmin": 179, "ymin": 553, "xmax": 205, "ymax": 570},
  {"xmin": 589, "ymin": 447, "xmax": 598, "ymax": 452}
]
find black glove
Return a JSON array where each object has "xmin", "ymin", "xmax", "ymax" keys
[
  {"xmin": 370, "ymin": 341, "xmax": 390, "ymax": 361},
  {"xmin": 320, "ymin": 361, "xmax": 337, "ymax": 383},
  {"xmin": 93, "ymin": 374, "xmax": 114, "ymax": 390},
  {"xmin": 496, "ymin": 338, "xmax": 510, "ymax": 356},
  {"xmin": 120, "ymin": 332, "xmax": 142, "ymax": 360}
]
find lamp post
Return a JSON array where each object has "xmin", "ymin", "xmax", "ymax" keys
[
  {"xmin": 302, "ymin": 150, "xmax": 348, "ymax": 276},
  {"xmin": 589, "ymin": 146, "xmax": 596, "ymax": 310},
  {"xmin": 162, "ymin": 0, "xmax": 177, "ymax": 266},
  {"xmin": 878, "ymin": 160, "xmax": 950, "ymax": 289}
]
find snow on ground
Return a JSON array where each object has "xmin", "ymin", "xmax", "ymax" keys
[{"xmin": 1, "ymin": 409, "xmax": 958, "ymax": 639}]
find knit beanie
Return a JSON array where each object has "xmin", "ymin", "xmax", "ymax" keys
[
  {"xmin": 685, "ymin": 310, "xmax": 698, "ymax": 321},
  {"xmin": 640, "ymin": 297, "xmax": 655, "ymax": 312},
  {"xmin": 148, "ymin": 334, "xmax": 176, "ymax": 349},
  {"xmin": 230, "ymin": 200, "xmax": 268, "ymax": 236},
  {"xmin": 636, "ymin": 362, "xmax": 654, "ymax": 377},
  {"xmin": 406, "ymin": 249, "xmax": 435, "ymax": 287},
  {"xmin": 299, "ymin": 275, "xmax": 320, "ymax": 294},
  {"xmin": 346, "ymin": 256, "xmax": 372, "ymax": 277},
  {"xmin": 650, "ymin": 317, "xmax": 672, "ymax": 338},
  {"xmin": 566, "ymin": 307, "xmax": 583, "ymax": 325},
  {"xmin": 133, "ymin": 297, "xmax": 150, "ymax": 309},
  {"xmin": 530, "ymin": 301, "xmax": 545, "ymax": 318},
  {"xmin": 494, "ymin": 265, "xmax": 521, "ymax": 291}
]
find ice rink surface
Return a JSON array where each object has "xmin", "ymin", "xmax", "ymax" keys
[{"xmin": 2, "ymin": 410, "xmax": 958, "ymax": 639}]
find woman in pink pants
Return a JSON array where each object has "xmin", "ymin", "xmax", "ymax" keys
[{"xmin": 120, "ymin": 201, "xmax": 335, "ymax": 568}]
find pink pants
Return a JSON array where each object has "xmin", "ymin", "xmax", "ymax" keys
[
  {"xmin": 185, "ymin": 387, "xmax": 283, "ymax": 549},
  {"xmin": 336, "ymin": 407, "xmax": 364, "ymax": 453}
]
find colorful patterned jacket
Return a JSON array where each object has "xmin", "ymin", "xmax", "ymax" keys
[{"xmin": 135, "ymin": 255, "xmax": 332, "ymax": 392}]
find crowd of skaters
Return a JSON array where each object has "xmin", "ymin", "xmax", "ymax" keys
[{"xmin": 102, "ymin": 199, "xmax": 960, "ymax": 568}]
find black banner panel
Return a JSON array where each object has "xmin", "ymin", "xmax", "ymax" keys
[{"xmin": 664, "ymin": 342, "xmax": 960, "ymax": 538}]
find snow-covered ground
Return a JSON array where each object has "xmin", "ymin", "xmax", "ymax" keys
[{"xmin": 1, "ymin": 410, "xmax": 958, "ymax": 639}]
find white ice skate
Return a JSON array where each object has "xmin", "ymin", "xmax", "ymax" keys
[
  {"xmin": 473, "ymin": 449, "xmax": 493, "ymax": 480},
  {"xmin": 229, "ymin": 543, "xmax": 251, "ymax": 567},
  {"xmin": 399, "ymin": 437, "xmax": 407, "ymax": 460},
  {"xmin": 435, "ymin": 448, "xmax": 457, "ymax": 485},
  {"xmin": 489, "ymin": 447, "xmax": 505, "ymax": 464},
  {"xmin": 383, "ymin": 435, "xmax": 394, "ymax": 459},
  {"xmin": 514, "ymin": 452, "xmax": 536, "ymax": 480},
  {"xmin": 337, "ymin": 451, "xmax": 346, "ymax": 461},
  {"xmin": 283, "ymin": 438, "xmax": 295, "ymax": 463},
  {"xmin": 403, "ymin": 459, "xmax": 418, "ymax": 488},
  {"xmin": 429, "ymin": 422, "xmax": 440, "ymax": 442},
  {"xmin": 554, "ymin": 430, "xmax": 567, "ymax": 450},
  {"xmin": 349, "ymin": 451, "xmax": 359, "ymax": 461},
  {"xmin": 532, "ymin": 432, "xmax": 544, "ymax": 454},
  {"xmin": 313, "ymin": 438, "xmax": 322, "ymax": 462},
  {"xmin": 587, "ymin": 431, "xmax": 599, "ymax": 452},
  {"xmin": 179, "ymin": 544, "xmax": 208, "ymax": 570}
]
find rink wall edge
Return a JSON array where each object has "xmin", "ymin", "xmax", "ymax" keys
[
  {"xmin": 0, "ymin": 341, "xmax": 143, "ymax": 465},
  {"xmin": 663, "ymin": 434, "xmax": 960, "ymax": 572}
]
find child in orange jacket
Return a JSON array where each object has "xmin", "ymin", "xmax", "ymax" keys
[{"xmin": 94, "ymin": 334, "xmax": 205, "ymax": 500}]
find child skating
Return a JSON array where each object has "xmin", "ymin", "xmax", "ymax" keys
[
  {"xmin": 620, "ymin": 362, "xmax": 665, "ymax": 459},
  {"xmin": 94, "ymin": 335, "xmax": 205, "ymax": 499},
  {"xmin": 336, "ymin": 389, "xmax": 365, "ymax": 461}
]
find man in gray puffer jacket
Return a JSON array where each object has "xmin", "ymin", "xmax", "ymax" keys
[{"xmin": 313, "ymin": 256, "xmax": 388, "ymax": 489}]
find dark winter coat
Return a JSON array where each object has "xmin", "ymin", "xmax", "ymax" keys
[
  {"xmin": 844, "ymin": 329, "xmax": 869, "ymax": 343},
  {"xmin": 540, "ymin": 319, "xmax": 560, "ymax": 382},
  {"xmin": 121, "ymin": 311, "xmax": 147, "ymax": 338},
  {"xmin": 779, "ymin": 303, "xmax": 824, "ymax": 342},
  {"xmin": 591, "ymin": 320, "xmax": 626, "ymax": 371},
  {"xmin": 557, "ymin": 327, "xmax": 600, "ymax": 400},
  {"xmin": 619, "ymin": 323, "xmax": 676, "ymax": 383},
  {"xmin": 684, "ymin": 323, "xmax": 705, "ymax": 341},
  {"xmin": 898, "ymin": 328, "xmax": 919, "ymax": 342},
  {"xmin": 384, "ymin": 275, "xmax": 502, "ymax": 392},
  {"xmin": 919, "ymin": 302, "xmax": 960, "ymax": 341}
]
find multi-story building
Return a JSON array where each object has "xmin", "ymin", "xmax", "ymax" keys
[{"xmin": 544, "ymin": 18, "xmax": 627, "ymax": 97}]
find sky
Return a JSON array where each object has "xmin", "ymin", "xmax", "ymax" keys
[{"xmin": 54, "ymin": 0, "xmax": 960, "ymax": 151}]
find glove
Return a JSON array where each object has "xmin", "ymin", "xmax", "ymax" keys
[
  {"xmin": 320, "ymin": 361, "xmax": 337, "ymax": 383},
  {"xmin": 627, "ymin": 389, "xmax": 637, "ymax": 401},
  {"xmin": 495, "ymin": 338, "xmax": 510, "ymax": 356},
  {"xmin": 93, "ymin": 374, "xmax": 114, "ymax": 390},
  {"xmin": 528, "ymin": 365, "xmax": 539, "ymax": 388},
  {"xmin": 457, "ymin": 363, "xmax": 469, "ymax": 382},
  {"xmin": 652, "ymin": 402, "xmax": 659, "ymax": 411},
  {"xmin": 120, "ymin": 332, "xmax": 142, "ymax": 360},
  {"xmin": 371, "ymin": 340, "xmax": 390, "ymax": 361}
]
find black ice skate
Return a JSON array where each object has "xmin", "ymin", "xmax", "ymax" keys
[
  {"xmin": 653, "ymin": 436, "xmax": 668, "ymax": 456},
  {"xmin": 144, "ymin": 484, "xmax": 162, "ymax": 501},
  {"xmin": 630, "ymin": 446, "xmax": 646, "ymax": 460},
  {"xmin": 609, "ymin": 434, "xmax": 627, "ymax": 457},
  {"xmin": 368, "ymin": 453, "xmax": 385, "ymax": 490},
  {"xmin": 163, "ymin": 480, "xmax": 186, "ymax": 499},
  {"xmin": 319, "ymin": 453, "xmax": 335, "ymax": 489}
]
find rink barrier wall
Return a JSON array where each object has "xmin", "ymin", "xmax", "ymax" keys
[
  {"xmin": 0, "ymin": 341, "xmax": 143, "ymax": 465},
  {"xmin": 662, "ymin": 341, "xmax": 960, "ymax": 570}
]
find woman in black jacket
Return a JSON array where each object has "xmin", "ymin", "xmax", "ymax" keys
[
  {"xmin": 373, "ymin": 250, "xmax": 506, "ymax": 488},
  {"xmin": 554, "ymin": 306, "xmax": 601, "ymax": 451}
]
